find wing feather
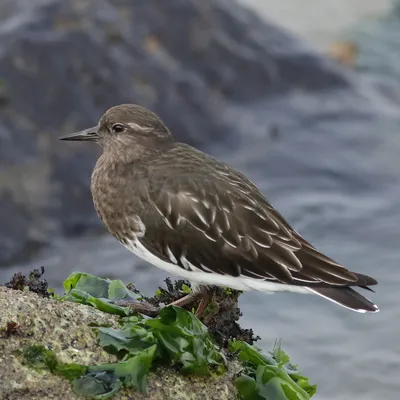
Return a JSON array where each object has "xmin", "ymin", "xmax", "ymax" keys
[{"xmin": 138, "ymin": 146, "xmax": 374, "ymax": 289}]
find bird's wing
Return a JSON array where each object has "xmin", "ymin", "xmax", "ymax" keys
[{"xmin": 139, "ymin": 148, "xmax": 369, "ymax": 287}]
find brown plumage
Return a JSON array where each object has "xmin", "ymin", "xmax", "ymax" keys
[{"xmin": 60, "ymin": 104, "xmax": 379, "ymax": 313}]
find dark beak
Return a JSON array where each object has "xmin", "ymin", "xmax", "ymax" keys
[{"xmin": 59, "ymin": 125, "xmax": 100, "ymax": 141}]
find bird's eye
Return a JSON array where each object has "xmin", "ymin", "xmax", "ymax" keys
[{"xmin": 111, "ymin": 123, "xmax": 124, "ymax": 133}]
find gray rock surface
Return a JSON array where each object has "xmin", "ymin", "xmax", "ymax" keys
[
  {"xmin": 0, "ymin": 287, "xmax": 239, "ymax": 399},
  {"xmin": 0, "ymin": 0, "xmax": 352, "ymax": 265}
]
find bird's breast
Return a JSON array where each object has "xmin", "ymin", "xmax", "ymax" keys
[{"xmin": 91, "ymin": 158, "xmax": 145, "ymax": 242}]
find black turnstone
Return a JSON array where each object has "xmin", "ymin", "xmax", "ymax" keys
[{"xmin": 60, "ymin": 104, "xmax": 379, "ymax": 314}]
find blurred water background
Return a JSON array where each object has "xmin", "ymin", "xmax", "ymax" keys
[{"xmin": 1, "ymin": 1, "xmax": 400, "ymax": 399}]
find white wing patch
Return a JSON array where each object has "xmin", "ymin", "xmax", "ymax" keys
[{"xmin": 165, "ymin": 246, "xmax": 178, "ymax": 264}]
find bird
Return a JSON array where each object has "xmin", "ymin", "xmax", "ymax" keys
[{"xmin": 59, "ymin": 104, "xmax": 379, "ymax": 314}]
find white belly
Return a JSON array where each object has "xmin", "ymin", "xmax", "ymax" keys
[{"xmin": 123, "ymin": 238, "xmax": 309, "ymax": 295}]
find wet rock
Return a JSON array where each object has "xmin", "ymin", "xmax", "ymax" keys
[
  {"xmin": 0, "ymin": 0, "xmax": 351, "ymax": 265},
  {"xmin": 0, "ymin": 286, "xmax": 239, "ymax": 399}
]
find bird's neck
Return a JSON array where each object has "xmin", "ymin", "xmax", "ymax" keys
[{"xmin": 102, "ymin": 138, "xmax": 172, "ymax": 165}]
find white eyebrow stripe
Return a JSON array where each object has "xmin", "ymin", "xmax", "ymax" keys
[{"xmin": 127, "ymin": 122, "xmax": 154, "ymax": 132}]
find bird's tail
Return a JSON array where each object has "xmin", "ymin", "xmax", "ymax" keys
[{"xmin": 307, "ymin": 286, "xmax": 379, "ymax": 313}]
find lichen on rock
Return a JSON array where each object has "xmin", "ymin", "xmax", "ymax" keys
[{"xmin": 0, "ymin": 286, "xmax": 239, "ymax": 399}]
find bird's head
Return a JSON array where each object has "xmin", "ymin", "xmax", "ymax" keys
[{"xmin": 59, "ymin": 104, "xmax": 173, "ymax": 158}]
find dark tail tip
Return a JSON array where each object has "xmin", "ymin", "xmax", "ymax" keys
[
  {"xmin": 307, "ymin": 286, "xmax": 379, "ymax": 313},
  {"xmin": 354, "ymin": 272, "xmax": 378, "ymax": 287}
]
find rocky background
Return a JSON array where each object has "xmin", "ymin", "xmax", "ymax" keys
[{"xmin": 0, "ymin": 0, "xmax": 352, "ymax": 265}]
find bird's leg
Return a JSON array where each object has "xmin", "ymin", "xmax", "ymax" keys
[
  {"xmin": 168, "ymin": 292, "xmax": 202, "ymax": 308},
  {"xmin": 114, "ymin": 299, "xmax": 160, "ymax": 317},
  {"xmin": 114, "ymin": 285, "xmax": 215, "ymax": 319},
  {"xmin": 168, "ymin": 285, "xmax": 214, "ymax": 317},
  {"xmin": 195, "ymin": 289, "xmax": 213, "ymax": 317}
]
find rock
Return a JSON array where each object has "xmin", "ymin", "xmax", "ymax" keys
[
  {"xmin": 327, "ymin": 41, "xmax": 358, "ymax": 67},
  {"xmin": 0, "ymin": 0, "xmax": 350, "ymax": 265},
  {"xmin": 0, "ymin": 286, "xmax": 239, "ymax": 399}
]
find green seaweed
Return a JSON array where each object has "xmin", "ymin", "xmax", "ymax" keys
[
  {"xmin": 42, "ymin": 273, "xmax": 224, "ymax": 396},
  {"xmin": 230, "ymin": 340, "xmax": 316, "ymax": 399},
  {"xmin": 23, "ymin": 272, "xmax": 316, "ymax": 399},
  {"xmin": 22, "ymin": 344, "xmax": 156, "ymax": 398},
  {"xmin": 22, "ymin": 344, "xmax": 88, "ymax": 381},
  {"xmin": 96, "ymin": 306, "xmax": 226, "ymax": 375},
  {"xmin": 63, "ymin": 272, "xmax": 142, "ymax": 316},
  {"xmin": 72, "ymin": 345, "xmax": 157, "ymax": 398},
  {"xmin": 23, "ymin": 344, "xmax": 59, "ymax": 371}
]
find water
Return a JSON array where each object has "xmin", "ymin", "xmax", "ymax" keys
[
  {"xmin": 238, "ymin": 0, "xmax": 392, "ymax": 48},
  {"xmin": 3, "ymin": 94, "xmax": 400, "ymax": 399},
  {"xmin": 2, "ymin": 2, "xmax": 400, "ymax": 399}
]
